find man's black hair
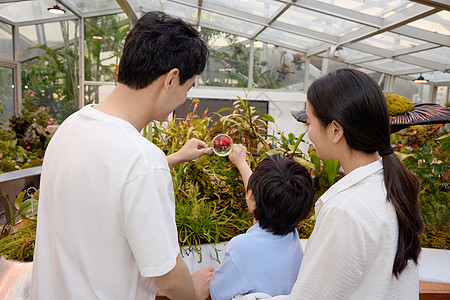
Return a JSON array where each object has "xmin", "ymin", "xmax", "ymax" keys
[
  {"xmin": 118, "ymin": 11, "xmax": 209, "ymax": 89},
  {"xmin": 248, "ymin": 154, "xmax": 314, "ymax": 236}
]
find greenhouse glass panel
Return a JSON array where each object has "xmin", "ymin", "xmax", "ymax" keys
[
  {"xmin": 84, "ymin": 13, "xmax": 130, "ymax": 82},
  {"xmin": 204, "ymin": 0, "xmax": 282, "ymax": 19},
  {"xmin": 199, "ymin": 11, "xmax": 260, "ymax": 37},
  {"xmin": 408, "ymin": 11, "xmax": 450, "ymax": 36},
  {"xmin": 278, "ymin": 5, "xmax": 360, "ymax": 37},
  {"xmin": 21, "ymin": 20, "xmax": 80, "ymax": 123},
  {"xmin": 199, "ymin": 27, "xmax": 250, "ymax": 87},
  {"xmin": 392, "ymin": 76, "xmax": 418, "ymax": 101},
  {"xmin": 314, "ymin": 0, "xmax": 412, "ymax": 17},
  {"xmin": 0, "ymin": 66, "xmax": 15, "ymax": 121},
  {"xmin": 84, "ymin": 85, "xmax": 100, "ymax": 105},
  {"xmin": 253, "ymin": 42, "xmax": 306, "ymax": 91},
  {"xmin": 0, "ymin": 0, "xmax": 75, "ymax": 23},
  {"xmin": 18, "ymin": 25, "xmax": 39, "ymax": 62},
  {"xmin": 69, "ymin": 0, "xmax": 121, "ymax": 14},
  {"xmin": 361, "ymin": 32, "xmax": 425, "ymax": 51},
  {"xmin": 258, "ymin": 27, "xmax": 319, "ymax": 52},
  {"xmin": 42, "ymin": 23, "xmax": 64, "ymax": 48},
  {"xmin": 408, "ymin": 48, "xmax": 450, "ymax": 66},
  {"xmin": 319, "ymin": 47, "xmax": 377, "ymax": 62},
  {"xmin": 0, "ymin": 23, "xmax": 13, "ymax": 60},
  {"xmin": 359, "ymin": 58, "xmax": 419, "ymax": 74},
  {"xmin": 150, "ymin": 1, "xmax": 198, "ymax": 24}
]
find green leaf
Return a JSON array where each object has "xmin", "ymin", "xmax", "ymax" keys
[
  {"xmin": 293, "ymin": 157, "xmax": 315, "ymax": 169},
  {"xmin": 14, "ymin": 191, "xmax": 26, "ymax": 211},
  {"xmin": 216, "ymin": 107, "xmax": 234, "ymax": 114},
  {"xmin": 260, "ymin": 114, "xmax": 275, "ymax": 123}
]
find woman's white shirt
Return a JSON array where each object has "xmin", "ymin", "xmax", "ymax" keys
[{"xmin": 290, "ymin": 160, "xmax": 419, "ymax": 300}]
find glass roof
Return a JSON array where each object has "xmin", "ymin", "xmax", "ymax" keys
[{"xmin": 0, "ymin": 0, "xmax": 449, "ymax": 83}]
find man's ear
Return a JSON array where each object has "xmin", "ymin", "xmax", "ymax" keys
[
  {"xmin": 246, "ymin": 189, "xmax": 254, "ymax": 201},
  {"xmin": 328, "ymin": 120, "xmax": 344, "ymax": 144},
  {"xmin": 246, "ymin": 189, "xmax": 256, "ymax": 212},
  {"xmin": 164, "ymin": 68, "xmax": 180, "ymax": 90}
]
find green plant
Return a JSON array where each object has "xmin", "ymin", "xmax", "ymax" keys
[
  {"xmin": 1, "ymin": 188, "xmax": 39, "ymax": 238},
  {"xmin": 214, "ymin": 88, "xmax": 274, "ymax": 153},
  {"xmin": 149, "ymin": 99, "xmax": 216, "ymax": 154},
  {"xmin": 420, "ymin": 225, "xmax": 449, "ymax": 249},
  {"xmin": 175, "ymin": 182, "xmax": 240, "ymax": 262},
  {"xmin": 0, "ymin": 90, "xmax": 56, "ymax": 172},
  {"xmin": 148, "ymin": 101, "xmax": 253, "ymax": 256},
  {"xmin": 258, "ymin": 131, "xmax": 314, "ymax": 170},
  {"xmin": 403, "ymin": 145, "xmax": 449, "ymax": 226},
  {"xmin": 183, "ymin": 154, "xmax": 249, "ymax": 222},
  {"xmin": 0, "ymin": 188, "xmax": 39, "ymax": 261},
  {"xmin": 22, "ymin": 19, "xmax": 79, "ymax": 122},
  {"xmin": 297, "ymin": 212, "xmax": 316, "ymax": 239},
  {"xmin": 391, "ymin": 125, "xmax": 445, "ymax": 152},
  {"xmin": 0, "ymin": 224, "xmax": 36, "ymax": 261},
  {"xmin": 0, "ymin": 138, "xmax": 41, "ymax": 173},
  {"xmin": 308, "ymin": 146, "xmax": 341, "ymax": 197}
]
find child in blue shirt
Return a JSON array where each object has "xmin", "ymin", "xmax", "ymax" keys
[{"xmin": 210, "ymin": 144, "xmax": 314, "ymax": 300}]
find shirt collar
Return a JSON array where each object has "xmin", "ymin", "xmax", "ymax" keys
[{"xmin": 315, "ymin": 159, "xmax": 383, "ymax": 213}]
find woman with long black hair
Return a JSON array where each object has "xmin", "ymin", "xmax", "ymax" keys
[{"xmin": 289, "ymin": 69, "xmax": 423, "ymax": 299}]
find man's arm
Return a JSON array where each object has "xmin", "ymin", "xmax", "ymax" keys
[
  {"xmin": 153, "ymin": 254, "xmax": 214, "ymax": 300},
  {"xmin": 228, "ymin": 144, "xmax": 252, "ymax": 190},
  {"xmin": 167, "ymin": 138, "xmax": 211, "ymax": 169}
]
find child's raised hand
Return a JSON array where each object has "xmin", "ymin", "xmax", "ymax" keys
[
  {"xmin": 229, "ymin": 144, "xmax": 247, "ymax": 167},
  {"xmin": 229, "ymin": 144, "xmax": 252, "ymax": 189}
]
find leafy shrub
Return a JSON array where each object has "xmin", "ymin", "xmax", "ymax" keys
[
  {"xmin": 175, "ymin": 182, "xmax": 246, "ymax": 262},
  {"xmin": 420, "ymin": 225, "xmax": 449, "ymax": 249},
  {"xmin": 0, "ymin": 91, "xmax": 57, "ymax": 173},
  {"xmin": 392, "ymin": 125, "xmax": 449, "ymax": 249},
  {"xmin": 0, "ymin": 188, "xmax": 39, "ymax": 261},
  {"xmin": 0, "ymin": 224, "xmax": 36, "ymax": 261},
  {"xmin": 401, "ymin": 138, "xmax": 449, "ymax": 226}
]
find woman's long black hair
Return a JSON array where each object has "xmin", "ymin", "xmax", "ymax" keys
[{"xmin": 307, "ymin": 68, "xmax": 423, "ymax": 278}]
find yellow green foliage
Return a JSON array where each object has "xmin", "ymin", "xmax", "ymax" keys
[
  {"xmin": 0, "ymin": 224, "xmax": 36, "ymax": 261},
  {"xmin": 385, "ymin": 93, "xmax": 414, "ymax": 116},
  {"xmin": 420, "ymin": 224, "xmax": 449, "ymax": 249}
]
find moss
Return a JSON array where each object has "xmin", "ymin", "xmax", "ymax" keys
[
  {"xmin": 385, "ymin": 93, "xmax": 414, "ymax": 116},
  {"xmin": 0, "ymin": 224, "xmax": 36, "ymax": 261},
  {"xmin": 182, "ymin": 154, "xmax": 252, "ymax": 239}
]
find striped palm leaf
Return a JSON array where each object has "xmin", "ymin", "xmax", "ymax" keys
[{"xmin": 291, "ymin": 103, "xmax": 450, "ymax": 134}]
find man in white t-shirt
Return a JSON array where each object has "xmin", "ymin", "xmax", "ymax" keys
[{"xmin": 30, "ymin": 11, "xmax": 212, "ymax": 300}]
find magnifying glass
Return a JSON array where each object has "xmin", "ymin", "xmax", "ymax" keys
[{"xmin": 212, "ymin": 134, "xmax": 233, "ymax": 156}]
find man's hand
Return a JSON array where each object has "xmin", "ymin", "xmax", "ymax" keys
[
  {"xmin": 192, "ymin": 267, "xmax": 214, "ymax": 300},
  {"xmin": 167, "ymin": 138, "xmax": 211, "ymax": 168}
]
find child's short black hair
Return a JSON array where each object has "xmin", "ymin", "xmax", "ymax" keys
[
  {"xmin": 247, "ymin": 154, "xmax": 314, "ymax": 236},
  {"xmin": 118, "ymin": 11, "xmax": 209, "ymax": 90}
]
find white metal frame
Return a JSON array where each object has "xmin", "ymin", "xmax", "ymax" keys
[
  {"xmin": 0, "ymin": 0, "xmax": 448, "ymax": 97},
  {"xmin": 0, "ymin": 58, "xmax": 22, "ymax": 115}
]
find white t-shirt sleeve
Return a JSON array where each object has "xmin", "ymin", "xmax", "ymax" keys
[
  {"xmin": 121, "ymin": 167, "xmax": 179, "ymax": 277},
  {"xmin": 290, "ymin": 205, "xmax": 366, "ymax": 299}
]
